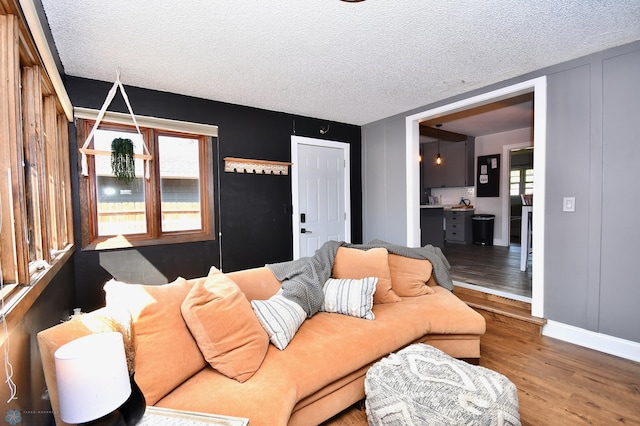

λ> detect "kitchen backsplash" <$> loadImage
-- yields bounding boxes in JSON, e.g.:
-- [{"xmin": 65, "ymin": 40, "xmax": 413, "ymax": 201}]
[{"xmin": 429, "ymin": 186, "xmax": 476, "ymax": 206}]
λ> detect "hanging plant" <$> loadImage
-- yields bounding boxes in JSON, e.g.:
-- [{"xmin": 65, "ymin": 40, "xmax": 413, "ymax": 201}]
[{"xmin": 111, "ymin": 137, "xmax": 136, "ymax": 183}]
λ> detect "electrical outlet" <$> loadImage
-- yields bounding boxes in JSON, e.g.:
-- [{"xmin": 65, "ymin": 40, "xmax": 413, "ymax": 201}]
[{"xmin": 563, "ymin": 197, "xmax": 575, "ymax": 212}]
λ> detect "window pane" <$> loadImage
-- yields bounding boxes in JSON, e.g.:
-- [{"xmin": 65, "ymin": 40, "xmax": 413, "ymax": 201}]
[
  {"xmin": 524, "ymin": 183, "xmax": 534, "ymax": 195},
  {"xmin": 23, "ymin": 160, "xmax": 39, "ymax": 263},
  {"xmin": 525, "ymin": 169, "xmax": 534, "ymax": 181},
  {"xmin": 509, "ymin": 170, "xmax": 520, "ymax": 195},
  {"xmin": 158, "ymin": 135, "xmax": 202, "ymax": 232},
  {"xmin": 524, "ymin": 169, "xmax": 534, "ymax": 194},
  {"xmin": 94, "ymin": 129, "xmax": 146, "ymax": 236}
]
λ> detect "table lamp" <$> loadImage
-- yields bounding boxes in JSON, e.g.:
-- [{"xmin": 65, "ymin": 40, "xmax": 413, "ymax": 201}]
[{"xmin": 55, "ymin": 332, "xmax": 132, "ymax": 425}]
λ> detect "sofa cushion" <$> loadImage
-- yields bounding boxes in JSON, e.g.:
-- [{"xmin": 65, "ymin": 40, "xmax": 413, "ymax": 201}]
[
  {"xmin": 103, "ymin": 277, "xmax": 206, "ymax": 405},
  {"xmin": 252, "ymin": 294, "xmax": 307, "ymax": 350},
  {"xmin": 255, "ymin": 286, "xmax": 485, "ymax": 405},
  {"xmin": 152, "ymin": 286, "xmax": 486, "ymax": 424},
  {"xmin": 388, "ymin": 254, "xmax": 435, "ymax": 297},
  {"xmin": 226, "ymin": 267, "xmax": 282, "ymax": 301},
  {"xmin": 332, "ymin": 247, "xmax": 400, "ymax": 304},
  {"xmin": 321, "ymin": 277, "xmax": 377, "ymax": 320},
  {"xmin": 181, "ymin": 267, "xmax": 269, "ymax": 382}
]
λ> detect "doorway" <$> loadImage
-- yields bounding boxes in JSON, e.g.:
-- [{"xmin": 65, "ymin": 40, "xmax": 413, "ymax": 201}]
[
  {"xmin": 405, "ymin": 77, "xmax": 547, "ymax": 318},
  {"xmin": 291, "ymin": 135, "xmax": 351, "ymax": 259},
  {"xmin": 509, "ymin": 147, "xmax": 534, "ymax": 244},
  {"xmin": 444, "ymin": 143, "xmax": 534, "ymax": 300}
]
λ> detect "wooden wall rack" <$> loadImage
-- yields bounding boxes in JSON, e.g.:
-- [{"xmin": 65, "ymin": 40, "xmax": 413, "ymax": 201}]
[{"xmin": 224, "ymin": 157, "xmax": 291, "ymax": 175}]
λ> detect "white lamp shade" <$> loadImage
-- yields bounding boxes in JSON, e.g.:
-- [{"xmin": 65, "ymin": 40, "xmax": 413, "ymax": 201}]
[{"xmin": 54, "ymin": 332, "xmax": 132, "ymax": 423}]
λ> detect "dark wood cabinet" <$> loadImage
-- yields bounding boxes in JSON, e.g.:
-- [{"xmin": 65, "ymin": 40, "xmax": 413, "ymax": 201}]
[
  {"xmin": 421, "ymin": 138, "xmax": 475, "ymax": 188},
  {"xmin": 445, "ymin": 209, "xmax": 474, "ymax": 244},
  {"xmin": 420, "ymin": 207, "xmax": 444, "ymax": 248}
]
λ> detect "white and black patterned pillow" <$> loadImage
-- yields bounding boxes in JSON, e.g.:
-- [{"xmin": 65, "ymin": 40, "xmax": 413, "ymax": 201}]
[
  {"xmin": 321, "ymin": 277, "xmax": 377, "ymax": 320},
  {"xmin": 365, "ymin": 344, "xmax": 521, "ymax": 425},
  {"xmin": 251, "ymin": 293, "xmax": 306, "ymax": 350}
]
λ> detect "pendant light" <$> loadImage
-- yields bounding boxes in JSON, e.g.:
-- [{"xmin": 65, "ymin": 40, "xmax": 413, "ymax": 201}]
[{"xmin": 435, "ymin": 124, "xmax": 443, "ymax": 166}]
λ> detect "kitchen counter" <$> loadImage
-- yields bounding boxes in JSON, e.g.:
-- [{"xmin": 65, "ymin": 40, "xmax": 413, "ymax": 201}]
[
  {"xmin": 421, "ymin": 204, "xmax": 475, "ymax": 210},
  {"xmin": 445, "ymin": 205, "xmax": 475, "ymax": 211}
]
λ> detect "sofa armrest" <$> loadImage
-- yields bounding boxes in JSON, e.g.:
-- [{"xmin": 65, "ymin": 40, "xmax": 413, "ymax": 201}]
[{"xmin": 37, "ymin": 308, "xmax": 113, "ymax": 426}]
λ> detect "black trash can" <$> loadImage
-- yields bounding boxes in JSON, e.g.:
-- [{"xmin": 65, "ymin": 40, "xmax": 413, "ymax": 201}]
[{"xmin": 472, "ymin": 214, "xmax": 495, "ymax": 246}]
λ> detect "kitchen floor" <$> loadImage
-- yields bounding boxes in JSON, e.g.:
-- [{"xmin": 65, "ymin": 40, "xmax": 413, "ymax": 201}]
[{"xmin": 441, "ymin": 242, "xmax": 532, "ymax": 298}]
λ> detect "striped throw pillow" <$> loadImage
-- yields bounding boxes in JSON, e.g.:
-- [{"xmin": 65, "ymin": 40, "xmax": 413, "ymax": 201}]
[
  {"xmin": 251, "ymin": 294, "xmax": 307, "ymax": 350},
  {"xmin": 321, "ymin": 277, "xmax": 377, "ymax": 320}
]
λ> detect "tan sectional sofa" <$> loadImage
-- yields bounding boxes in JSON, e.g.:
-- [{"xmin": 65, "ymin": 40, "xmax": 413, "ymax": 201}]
[{"xmin": 38, "ymin": 245, "xmax": 486, "ymax": 426}]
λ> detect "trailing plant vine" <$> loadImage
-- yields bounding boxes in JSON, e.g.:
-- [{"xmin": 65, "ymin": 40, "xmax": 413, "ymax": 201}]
[{"xmin": 111, "ymin": 138, "xmax": 136, "ymax": 183}]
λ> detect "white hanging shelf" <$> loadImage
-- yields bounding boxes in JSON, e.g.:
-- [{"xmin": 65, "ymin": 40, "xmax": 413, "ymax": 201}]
[{"xmin": 224, "ymin": 157, "xmax": 291, "ymax": 175}]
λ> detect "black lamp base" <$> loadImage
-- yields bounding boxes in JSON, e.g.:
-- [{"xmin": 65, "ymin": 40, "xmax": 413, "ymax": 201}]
[
  {"xmin": 80, "ymin": 410, "xmax": 126, "ymax": 426},
  {"xmin": 118, "ymin": 374, "xmax": 147, "ymax": 426}
]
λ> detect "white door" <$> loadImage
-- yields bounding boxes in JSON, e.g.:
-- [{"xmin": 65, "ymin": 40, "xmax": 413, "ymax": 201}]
[{"xmin": 291, "ymin": 136, "xmax": 350, "ymax": 259}]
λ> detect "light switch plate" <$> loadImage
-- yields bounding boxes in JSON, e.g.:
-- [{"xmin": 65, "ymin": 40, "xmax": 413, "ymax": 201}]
[{"xmin": 563, "ymin": 197, "xmax": 575, "ymax": 212}]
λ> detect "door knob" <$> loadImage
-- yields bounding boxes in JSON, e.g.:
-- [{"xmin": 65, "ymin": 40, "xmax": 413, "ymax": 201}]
[{"xmin": 301, "ymin": 228, "xmax": 312, "ymax": 234}]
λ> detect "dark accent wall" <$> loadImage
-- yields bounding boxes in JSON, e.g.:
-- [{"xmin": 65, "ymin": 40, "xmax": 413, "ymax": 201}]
[
  {"xmin": 2, "ymin": 257, "xmax": 75, "ymax": 425},
  {"xmin": 65, "ymin": 76, "xmax": 362, "ymax": 311}
]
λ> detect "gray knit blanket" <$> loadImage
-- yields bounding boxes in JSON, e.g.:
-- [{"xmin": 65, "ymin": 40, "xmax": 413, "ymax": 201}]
[{"xmin": 266, "ymin": 240, "xmax": 452, "ymax": 318}]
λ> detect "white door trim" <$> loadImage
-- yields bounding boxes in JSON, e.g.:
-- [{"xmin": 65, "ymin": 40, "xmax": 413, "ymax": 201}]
[
  {"xmin": 405, "ymin": 76, "xmax": 547, "ymax": 318},
  {"xmin": 291, "ymin": 136, "xmax": 351, "ymax": 260}
]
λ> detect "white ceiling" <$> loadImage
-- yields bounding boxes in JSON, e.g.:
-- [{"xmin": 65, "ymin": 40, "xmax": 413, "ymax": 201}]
[{"xmin": 40, "ymin": 0, "xmax": 640, "ymax": 126}]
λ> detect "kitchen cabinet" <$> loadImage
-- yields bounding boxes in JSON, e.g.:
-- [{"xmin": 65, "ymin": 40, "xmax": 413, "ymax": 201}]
[
  {"xmin": 421, "ymin": 138, "xmax": 475, "ymax": 188},
  {"xmin": 445, "ymin": 209, "xmax": 474, "ymax": 244},
  {"xmin": 420, "ymin": 207, "xmax": 444, "ymax": 248}
]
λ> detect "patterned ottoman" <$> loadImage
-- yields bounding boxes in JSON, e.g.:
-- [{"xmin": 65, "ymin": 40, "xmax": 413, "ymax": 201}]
[{"xmin": 365, "ymin": 344, "xmax": 520, "ymax": 425}]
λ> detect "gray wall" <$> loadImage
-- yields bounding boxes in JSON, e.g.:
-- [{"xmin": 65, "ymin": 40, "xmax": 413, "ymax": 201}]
[
  {"xmin": 362, "ymin": 41, "xmax": 640, "ymax": 344},
  {"xmin": 363, "ymin": 117, "xmax": 407, "ymax": 245},
  {"xmin": 599, "ymin": 48, "xmax": 640, "ymax": 341}
]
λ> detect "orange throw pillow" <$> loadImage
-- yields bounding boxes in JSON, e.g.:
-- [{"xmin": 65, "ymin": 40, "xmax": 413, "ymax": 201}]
[
  {"xmin": 332, "ymin": 247, "xmax": 400, "ymax": 304},
  {"xmin": 181, "ymin": 267, "xmax": 269, "ymax": 382},
  {"xmin": 388, "ymin": 254, "xmax": 435, "ymax": 297},
  {"xmin": 103, "ymin": 277, "xmax": 206, "ymax": 405}
]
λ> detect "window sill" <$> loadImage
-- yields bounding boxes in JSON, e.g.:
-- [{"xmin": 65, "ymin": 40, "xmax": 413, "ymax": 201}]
[
  {"xmin": 82, "ymin": 232, "xmax": 216, "ymax": 251},
  {"xmin": 1, "ymin": 245, "xmax": 75, "ymax": 331}
]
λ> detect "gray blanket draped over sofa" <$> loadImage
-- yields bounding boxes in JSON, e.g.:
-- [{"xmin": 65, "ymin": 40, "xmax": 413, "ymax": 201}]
[{"xmin": 266, "ymin": 240, "xmax": 453, "ymax": 318}]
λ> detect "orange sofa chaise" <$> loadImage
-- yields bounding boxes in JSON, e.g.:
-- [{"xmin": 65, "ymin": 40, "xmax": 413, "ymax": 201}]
[{"xmin": 38, "ymin": 246, "xmax": 485, "ymax": 426}]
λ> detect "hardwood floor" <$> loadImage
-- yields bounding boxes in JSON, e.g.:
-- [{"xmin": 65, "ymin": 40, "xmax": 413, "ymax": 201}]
[
  {"xmin": 442, "ymin": 242, "xmax": 532, "ymax": 298},
  {"xmin": 322, "ymin": 309, "xmax": 640, "ymax": 426}
]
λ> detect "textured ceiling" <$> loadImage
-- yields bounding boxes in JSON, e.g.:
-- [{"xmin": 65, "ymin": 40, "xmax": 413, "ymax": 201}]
[{"xmin": 40, "ymin": 0, "xmax": 640, "ymax": 126}]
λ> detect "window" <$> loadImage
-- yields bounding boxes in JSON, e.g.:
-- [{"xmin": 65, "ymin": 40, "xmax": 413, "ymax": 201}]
[
  {"xmin": 93, "ymin": 125, "xmax": 149, "ymax": 237},
  {"xmin": 76, "ymin": 116, "xmax": 216, "ymax": 249},
  {"xmin": 1, "ymin": 9, "xmax": 74, "ymax": 314},
  {"xmin": 509, "ymin": 168, "xmax": 534, "ymax": 196},
  {"xmin": 158, "ymin": 135, "xmax": 203, "ymax": 232}
]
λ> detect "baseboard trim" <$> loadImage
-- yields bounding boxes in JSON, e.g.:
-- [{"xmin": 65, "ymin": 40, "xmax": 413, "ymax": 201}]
[{"xmin": 543, "ymin": 320, "xmax": 640, "ymax": 363}]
